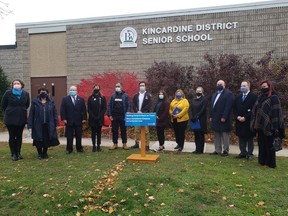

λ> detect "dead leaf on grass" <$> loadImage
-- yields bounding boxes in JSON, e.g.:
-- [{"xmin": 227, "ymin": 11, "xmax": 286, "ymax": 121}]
[{"xmin": 178, "ymin": 189, "xmax": 184, "ymax": 193}]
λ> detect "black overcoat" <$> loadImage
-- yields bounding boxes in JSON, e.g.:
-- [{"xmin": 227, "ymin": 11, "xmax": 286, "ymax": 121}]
[{"xmin": 233, "ymin": 91, "xmax": 257, "ymax": 138}]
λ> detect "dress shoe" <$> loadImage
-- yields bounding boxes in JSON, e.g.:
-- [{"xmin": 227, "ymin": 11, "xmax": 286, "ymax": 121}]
[
  {"xmin": 177, "ymin": 148, "xmax": 183, "ymax": 152},
  {"xmin": 42, "ymin": 153, "xmax": 49, "ymax": 159},
  {"xmin": 109, "ymin": 144, "xmax": 118, "ymax": 150},
  {"xmin": 174, "ymin": 145, "xmax": 180, "ymax": 149},
  {"xmin": 221, "ymin": 151, "xmax": 229, "ymax": 156},
  {"xmin": 17, "ymin": 154, "xmax": 23, "ymax": 160},
  {"xmin": 38, "ymin": 154, "xmax": 43, "ymax": 160},
  {"xmin": 210, "ymin": 151, "xmax": 220, "ymax": 155},
  {"xmin": 192, "ymin": 151, "xmax": 203, "ymax": 154},
  {"xmin": 97, "ymin": 146, "xmax": 101, "ymax": 152},
  {"xmin": 66, "ymin": 150, "xmax": 73, "ymax": 154},
  {"xmin": 131, "ymin": 142, "xmax": 139, "ymax": 149},
  {"xmin": 123, "ymin": 143, "xmax": 129, "ymax": 150},
  {"xmin": 11, "ymin": 154, "xmax": 18, "ymax": 161},
  {"xmin": 235, "ymin": 154, "xmax": 246, "ymax": 159},
  {"xmin": 92, "ymin": 146, "xmax": 97, "ymax": 152},
  {"xmin": 77, "ymin": 149, "xmax": 84, "ymax": 153}
]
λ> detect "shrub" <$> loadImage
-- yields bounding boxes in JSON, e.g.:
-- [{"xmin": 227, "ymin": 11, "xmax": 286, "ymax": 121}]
[
  {"xmin": 77, "ymin": 72, "xmax": 140, "ymax": 102},
  {"xmin": 0, "ymin": 65, "xmax": 10, "ymax": 120},
  {"xmin": 145, "ymin": 61, "xmax": 194, "ymax": 101}
]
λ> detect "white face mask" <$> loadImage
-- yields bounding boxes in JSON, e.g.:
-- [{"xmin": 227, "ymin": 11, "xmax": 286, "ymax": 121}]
[
  {"xmin": 159, "ymin": 95, "xmax": 164, "ymax": 99},
  {"xmin": 13, "ymin": 84, "xmax": 22, "ymax": 90}
]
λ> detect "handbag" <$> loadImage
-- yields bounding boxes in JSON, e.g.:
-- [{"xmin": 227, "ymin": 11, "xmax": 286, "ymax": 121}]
[
  {"xmin": 272, "ymin": 137, "xmax": 282, "ymax": 152},
  {"xmin": 190, "ymin": 119, "xmax": 201, "ymax": 130}
]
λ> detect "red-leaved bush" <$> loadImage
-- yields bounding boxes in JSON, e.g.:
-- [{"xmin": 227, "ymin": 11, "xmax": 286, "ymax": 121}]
[{"xmin": 77, "ymin": 72, "xmax": 140, "ymax": 102}]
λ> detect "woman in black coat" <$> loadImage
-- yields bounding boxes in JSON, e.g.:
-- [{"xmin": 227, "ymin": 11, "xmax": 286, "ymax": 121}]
[
  {"xmin": 153, "ymin": 90, "xmax": 170, "ymax": 151},
  {"xmin": 28, "ymin": 86, "xmax": 60, "ymax": 159},
  {"xmin": 87, "ymin": 84, "xmax": 107, "ymax": 152},
  {"xmin": 189, "ymin": 86, "xmax": 208, "ymax": 154},
  {"xmin": 1, "ymin": 79, "xmax": 30, "ymax": 161}
]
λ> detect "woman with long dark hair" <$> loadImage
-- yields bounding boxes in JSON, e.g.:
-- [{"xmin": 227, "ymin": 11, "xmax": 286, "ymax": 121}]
[
  {"xmin": 87, "ymin": 84, "xmax": 107, "ymax": 152},
  {"xmin": 250, "ymin": 80, "xmax": 285, "ymax": 168}
]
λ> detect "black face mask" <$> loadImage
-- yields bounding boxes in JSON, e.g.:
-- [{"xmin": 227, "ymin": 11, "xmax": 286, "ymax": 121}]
[
  {"xmin": 39, "ymin": 92, "xmax": 48, "ymax": 99},
  {"xmin": 196, "ymin": 93, "xmax": 202, "ymax": 97},
  {"xmin": 93, "ymin": 89, "xmax": 100, "ymax": 94},
  {"xmin": 261, "ymin": 88, "xmax": 269, "ymax": 94},
  {"xmin": 216, "ymin": 85, "xmax": 224, "ymax": 91}
]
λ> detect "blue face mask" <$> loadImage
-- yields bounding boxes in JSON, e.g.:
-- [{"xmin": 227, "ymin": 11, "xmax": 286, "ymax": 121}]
[
  {"xmin": 240, "ymin": 86, "xmax": 247, "ymax": 93},
  {"xmin": 140, "ymin": 86, "xmax": 145, "ymax": 92},
  {"xmin": 115, "ymin": 87, "xmax": 121, "ymax": 92},
  {"xmin": 176, "ymin": 93, "xmax": 182, "ymax": 99},
  {"xmin": 69, "ymin": 91, "xmax": 77, "ymax": 96}
]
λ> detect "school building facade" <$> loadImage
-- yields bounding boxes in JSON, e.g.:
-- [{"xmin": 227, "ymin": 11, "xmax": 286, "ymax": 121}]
[{"xmin": 0, "ymin": 0, "xmax": 287, "ymax": 111}]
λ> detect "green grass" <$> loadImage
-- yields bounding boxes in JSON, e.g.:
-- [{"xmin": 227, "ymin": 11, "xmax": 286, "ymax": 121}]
[{"xmin": 0, "ymin": 142, "xmax": 287, "ymax": 216}]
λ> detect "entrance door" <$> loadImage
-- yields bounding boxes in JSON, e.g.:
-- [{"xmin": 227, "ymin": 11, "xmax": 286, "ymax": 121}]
[{"xmin": 31, "ymin": 77, "xmax": 67, "ymax": 113}]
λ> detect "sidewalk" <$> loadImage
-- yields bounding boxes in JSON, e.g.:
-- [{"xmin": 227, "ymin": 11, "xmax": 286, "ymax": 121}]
[{"xmin": 0, "ymin": 130, "xmax": 287, "ymax": 157}]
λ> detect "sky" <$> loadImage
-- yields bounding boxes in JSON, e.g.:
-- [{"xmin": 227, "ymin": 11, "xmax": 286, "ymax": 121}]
[{"xmin": 0, "ymin": 0, "xmax": 270, "ymax": 45}]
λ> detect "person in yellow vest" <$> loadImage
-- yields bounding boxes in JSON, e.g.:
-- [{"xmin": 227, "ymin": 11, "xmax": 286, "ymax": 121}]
[{"xmin": 169, "ymin": 89, "xmax": 190, "ymax": 152}]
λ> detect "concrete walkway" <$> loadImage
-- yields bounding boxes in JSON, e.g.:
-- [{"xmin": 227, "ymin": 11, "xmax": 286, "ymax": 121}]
[{"xmin": 0, "ymin": 129, "xmax": 287, "ymax": 157}]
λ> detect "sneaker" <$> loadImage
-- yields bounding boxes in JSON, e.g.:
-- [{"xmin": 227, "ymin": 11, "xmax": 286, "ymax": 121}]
[
  {"xmin": 174, "ymin": 145, "xmax": 180, "ymax": 149},
  {"xmin": 210, "ymin": 151, "xmax": 220, "ymax": 155},
  {"xmin": 246, "ymin": 155, "xmax": 253, "ymax": 160},
  {"xmin": 221, "ymin": 151, "xmax": 229, "ymax": 156},
  {"xmin": 131, "ymin": 142, "xmax": 139, "ymax": 149},
  {"xmin": 109, "ymin": 144, "xmax": 118, "ymax": 150},
  {"xmin": 123, "ymin": 143, "xmax": 129, "ymax": 150}
]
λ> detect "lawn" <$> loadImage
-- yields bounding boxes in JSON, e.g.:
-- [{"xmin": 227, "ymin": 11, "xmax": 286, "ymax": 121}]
[{"xmin": 0, "ymin": 142, "xmax": 287, "ymax": 216}]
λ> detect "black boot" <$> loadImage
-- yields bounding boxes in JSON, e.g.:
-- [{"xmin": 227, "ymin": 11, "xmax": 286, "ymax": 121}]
[
  {"xmin": 131, "ymin": 141, "xmax": 139, "ymax": 149},
  {"xmin": 42, "ymin": 147, "xmax": 48, "ymax": 159},
  {"xmin": 17, "ymin": 142, "xmax": 23, "ymax": 159},
  {"xmin": 97, "ymin": 145, "xmax": 101, "ymax": 152},
  {"xmin": 92, "ymin": 144, "xmax": 97, "ymax": 152},
  {"xmin": 37, "ymin": 147, "xmax": 43, "ymax": 159}
]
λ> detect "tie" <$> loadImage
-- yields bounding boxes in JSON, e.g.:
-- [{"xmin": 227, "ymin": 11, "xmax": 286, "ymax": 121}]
[
  {"xmin": 72, "ymin": 96, "xmax": 76, "ymax": 105},
  {"xmin": 242, "ymin": 94, "xmax": 246, "ymax": 102}
]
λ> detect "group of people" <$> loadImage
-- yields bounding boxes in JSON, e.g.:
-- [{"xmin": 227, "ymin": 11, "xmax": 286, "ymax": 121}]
[{"xmin": 1, "ymin": 79, "xmax": 285, "ymax": 168}]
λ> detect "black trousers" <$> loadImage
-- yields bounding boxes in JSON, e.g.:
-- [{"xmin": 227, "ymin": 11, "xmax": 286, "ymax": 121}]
[
  {"xmin": 156, "ymin": 126, "xmax": 165, "ymax": 146},
  {"xmin": 194, "ymin": 131, "xmax": 205, "ymax": 153},
  {"xmin": 112, "ymin": 117, "xmax": 127, "ymax": 144},
  {"xmin": 91, "ymin": 125, "xmax": 102, "ymax": 146},
  {"xmin": 257, "ymin": 131, "xmax": 276, "ymax": 168},
  {"xmin": 172, "ymin": 120, "xmax": 188, "ymax": 149},
  {"xmin": 238, "ymin": 136, "xmax": 254, "ymax": 156},
  {"xmin": 66, "ymin": 124, "xmax": 83, "ymax": 152},
  {"xmin": 6, "ymin": 124, "xmax": 25, "ymax": 156}
]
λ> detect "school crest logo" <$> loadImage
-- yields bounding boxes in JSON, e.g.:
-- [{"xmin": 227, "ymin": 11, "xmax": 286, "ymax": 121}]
[{"xmin": 120, "ymin": 27, "xmax": 137, "ymax": 48}]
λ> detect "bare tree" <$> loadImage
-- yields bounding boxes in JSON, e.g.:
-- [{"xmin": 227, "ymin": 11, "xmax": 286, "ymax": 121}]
[{"xmin": 0, "ymin": 1, "xmax": 12, "ymax": 18}]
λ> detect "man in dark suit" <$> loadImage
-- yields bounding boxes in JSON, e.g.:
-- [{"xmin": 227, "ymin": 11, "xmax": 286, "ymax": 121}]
[
  {"xmin": 233, "ymin": 81, "xmax": 257, "ymax": 160},
  {"xmin": 209, "ymin": 80, "xmax": 234, "ymax": 156},
  {"xmin": 60, "ymin": 85, "xmax": 87, "ymax": 154},
  {"xmin": 131, "ymin": 81, "xmax": 152, "ymax": 150}
]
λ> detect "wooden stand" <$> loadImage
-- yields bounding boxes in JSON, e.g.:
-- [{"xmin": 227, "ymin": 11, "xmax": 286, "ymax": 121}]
[{"xmin": 126, "ymin": 126, "xmax": 159, "ymax": 163}]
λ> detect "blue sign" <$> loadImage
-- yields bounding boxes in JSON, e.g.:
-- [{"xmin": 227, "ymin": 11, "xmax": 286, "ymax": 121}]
[{"xmin": 125, "ymin": 113, "xmax": 156, "ymax": 126}]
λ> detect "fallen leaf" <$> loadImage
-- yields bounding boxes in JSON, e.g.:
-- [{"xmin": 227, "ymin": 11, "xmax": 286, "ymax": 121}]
[
  {"xmin": 235, "ymin": 184, "xmax": 242, "ymax": 187},
  {"xmin": 134, "ymin": 209, "xmax": 141, "ymax": 214},
  {"xmin": 178, "ymin": 189, "xmax": 184, "ymax": 193},
  {"xmin": 108, "ymin": 207, "xmax": 115, "ymax": 214},
  {"xmin": 232, "ymin": 172, "xmax": 236, "ymax": 175},
  {"xmin": 76, "ymin": 212, "xmax": 81, "ymax": 216},
  {"xmin": 45, "ymin": 210, "xmax": 49, "ymax": 214},
  {"xmin": 229, "ymin": 204, "xmax": 234, "ymax": 208},
  {"xmin": 43, "ymin": 194, "xmax": 50, "ymax": 198},
  {"xmin": 160, "ymin": 203, "xmax": 165, "ymax": 206},
  {"xmin": 222, "ymin": 196, "xmax": 227, "ymax": 201},
  {"xmin": 120, "ymin": 199, "xmax": 126, "ymax": 203},
  {"xmin": 134, "ymin": 192, "xmax": 139, "ymax": 196},
  {"xmin": 144, "ymin": 203, "xmax": 149, "ymax": 207}
]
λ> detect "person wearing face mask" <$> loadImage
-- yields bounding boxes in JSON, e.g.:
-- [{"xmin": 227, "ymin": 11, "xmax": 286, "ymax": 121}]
[
  {"xmin": 209, "ymin": 80, "xmax": 234, "ymax": 156},
  {"xmin": 250, "ymin": 80, "xmax": 285, "ymax": 168},
  {"xmin": 131, "ymin": 81, "xmax": 152, "ymax": 150},
  {"xmin": 28, "ymin": 87, "xmax": 60, "ymax": 159},
  {"xmin": 107, "ymin": 82, "xmax": 130, "ymax": 150},
  {"xmin": 189, "ymin": 86, "xmax": 208, "ymax": 154},
  {"xmin": 87, "ymin": 84, "xmax": 107, "ymax": 152},
  {"xmin": 233, "ymin": 81, "xmax": 257, "ymax": 160},
  {"xmin": 153, "ymin": 90, "xmax": 170, "ymax": 152},
  {"xmin": 169, "ymin": 89, "xmax": 190, "ymax": 152},
  {"xmin": 60, "ymin": 85, "xmax": 87, "ymax": 154},
  {"xmin": 1, "ymin": 79, "xmax": 30, "ymax": 161}
]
